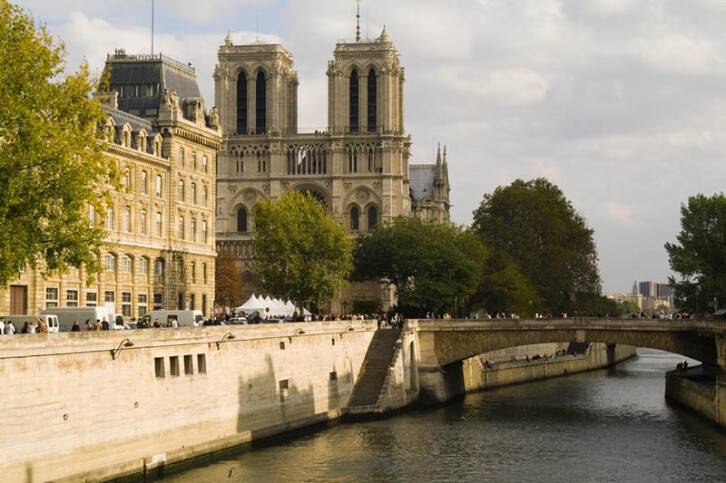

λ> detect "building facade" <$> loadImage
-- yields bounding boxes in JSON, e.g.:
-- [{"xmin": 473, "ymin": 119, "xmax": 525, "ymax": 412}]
[
  {"xmin": 214, "ymin": 27, "xmax": 450, "ymax": 307},
  {"xmin": 0, "ymin": 52, "xmax": 221, "ymax": 318}
]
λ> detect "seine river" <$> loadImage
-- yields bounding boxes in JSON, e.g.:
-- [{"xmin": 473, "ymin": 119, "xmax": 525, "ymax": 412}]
[{"xmin": 166, "ymin": 349, "xmax": 726, "ymax": 482}]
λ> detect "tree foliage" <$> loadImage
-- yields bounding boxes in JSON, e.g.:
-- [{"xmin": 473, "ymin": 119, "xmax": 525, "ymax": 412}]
[
  {"xmin": 254, "ymin": 191, "xmax": 352, "ymax": 310},
  {"xmin": 665, "ymin": 193, "xmax": 726, "ymax": 315},
  {"xmin": 215, "ymin": 248, "xmax": 244, "ymax": 308},
  {"xmin": 352, "ymin": 217, "xmax": 487, "ymax": 315},
  {"xmin": 0, "ymin": 1, "xmax": 114, "ymax": 287},
  {"xmin": 472, "ymin": 178, "xmax": 601, "ymax": 314}
]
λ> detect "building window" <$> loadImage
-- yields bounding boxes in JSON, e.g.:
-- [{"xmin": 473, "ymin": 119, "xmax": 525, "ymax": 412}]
[
  {"xmin": 138, "ymin": 293, "xmax": 147, "ymax": 316},
  {"xmin": 256, "ymin": 71, "xmax": 266, "ymax": 134},
  {"xmin": 153, "ymin": 293, "xmax": 163, "ymax": 310},
  {"xmin": 105, "ymin": 290, "xmax": 115, "ymax": 303},
  {"xmin": 203, "ymin": 155, "xmax": 208, "ymax": 173},
  {"xmin": 197, "ymin": 353, "xmax": 207, "ymax": 374},
  {"xmin": 139, "ymin": 257, "xmax": 148, "ymax": 274},
  {"xmin": 123, "ymin": 167, "xmax": 131, "ymax": 189},
  {"xmin": 178, "ymin": 216, "xmax": 185, "ymax": 240},
  {"xmin": 155, "ymin": 175, "xmax": 162, "ymax": 197},
  {"xmin": 368, "ymin": 69, "xmax": 377, "ymax": 132},
  {"xmin": 202, "ymin": 263, "xmax": 207, "ymax": 284},
  {"xmin": 179, "ymin": 146, "xmax": 185, "ymax": 167},
  {"xmin": 155, "ymin": 258, "xmax": 165, "ymax": 276},
  {"xmin": 202, "ymin": 186, "xmax": 208, "ymax": 206},
  {"xmin": 349, "ymin": 69, "xmax": 359, "ymax": 132},
  {"xmin": 190, "ymin": 218, "xmax": 196, "ymax": 242},
  {"xmin": 237, "ymin": 71, "xmax": 247, "ymax": 134},
  {"xmin": 202, "ymin": 294, "xmax": 207, "ymax": 316},
  {"xmin": 104, "ymin": 254, "xmax": 116, "ymax": 272},
  {"xmin": 190, "ymin": 261, "xmax": 196, "ymax": 283},
  {"xmin": 237, "ymin": 207, "xmax": 248, "ymax": 232},
  {"xmin": 191, "ymin": 151, "xmax": 197, "ymax": 170},
  {"xmin": 122, "ymin": 292, "xmax": 132, "ymax": 317},
  {"xmin": 123, "ymin": 206, "xmax": 131, "ymax": 232},
  {"xmin": 140, "ymin": 170, "xmax": 148, "ymax": 194},
  {"xmin": 178, "ymin": 180, "xmax": 185, "ymax": 202},
  {"xmin": 88, "ymin": 205, "xmax": 96, "ymax": 226},
  {"xmin": 45, "ymin": 287, "xmax": 59, "ymax": 308},
  {"xmin": 140, "ymin": 209, "xmax": 147, "ymax": 235},
  {"xmin": 66, "ymin": 289, "xmax": 79, "ymax": 307},
  {"xmin": 368, "ymin": 206, "xmax": 378, "ymax": 230},
  {"xmin": 189, "ymin": 293, "xmax": 195, "ymax": 310},
  {"xmin": 350, "ymin": 206, "xmax": 360, "ymax": 231},
  {"xmin": 122, "ymin": 255, "xmax": 132, "ymax": 273},
  {"xmin": 106, "ymin": 206, "xmax": 114, "ymax": 230},
  {"xmin": 202, "ymin": 220, "xmax": 208, "ymax": 243},
  {"xmin": 184, "ymin": 354, "xmax": 194, "ymax": 375},
  {"xmin": 156, "ymin": 212, "xmax": 163, "ymax": 237},
  {"xmin": 348, "ymin": 149, "xmax": 358, "ymax": 173},
  {"xmin": 86, "ymin": 291, "xmax": 97, "ymax": 307},
  {"xmin": 191, "ymin": 183, "xmax": 197, "ymax": 205}
]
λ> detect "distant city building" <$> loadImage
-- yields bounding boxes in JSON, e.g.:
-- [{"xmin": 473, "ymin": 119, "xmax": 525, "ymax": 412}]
[{"xmin": 0, "ymin": 51, "xmax": 221, "ymax": 317}]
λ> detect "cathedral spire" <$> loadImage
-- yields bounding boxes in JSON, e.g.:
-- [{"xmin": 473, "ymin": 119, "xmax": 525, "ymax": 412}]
[
  {"xmin": 356, "ymin": 1, "xmax": 361, "ymax": 42},
  {"xmin": 443, "ymin": 145, "xmax": 447, "ymax": 166},
  {"xmin": 436, "ymin": 142, "xmax": 442, "ymax": 165}
]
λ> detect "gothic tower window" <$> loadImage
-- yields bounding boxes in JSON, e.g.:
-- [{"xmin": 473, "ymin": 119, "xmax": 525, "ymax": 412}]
[
  {"xmin": 367, "ymin": 69, "xmax": 377, "ymax": 132},
  {"xmin": 349, "ymin": 69, "xmax": 359, "ymax": 133},
  {"xmin": 256, "ymin": 71, "xmax": 267, "ymax": 134},
  {"xmin": 368, "ymin": 205, "xmax": 378, "ymax": 230},
  {"xmin": 237, "ymin": 207, "xmax": 248, "ymax": 233},
  {"xmin": 350, "ymin": 206, "xmax": 360, "ymax": 231},
  {"xmin": 237, "ymin": 72, "xmax": 247, "ymax": 134}
]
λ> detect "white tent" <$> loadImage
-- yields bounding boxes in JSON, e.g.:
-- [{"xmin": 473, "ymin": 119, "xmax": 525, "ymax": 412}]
[
  {"xmin": 235, "ymin": 294, "xmax": 311, "ymax": 317},
  {"xmin": 235, "ymin": 294, "xmax": 264, "ymax": 313}
]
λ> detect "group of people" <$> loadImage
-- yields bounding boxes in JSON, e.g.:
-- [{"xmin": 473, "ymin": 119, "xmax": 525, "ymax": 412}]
[{"xmin": 0, "ymin": 319, "xmax": 47, "ymax": 334}]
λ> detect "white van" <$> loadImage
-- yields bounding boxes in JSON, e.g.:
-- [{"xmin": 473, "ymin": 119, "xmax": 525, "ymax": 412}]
[
  {"xmin": 140, "ymin": 310, "xmax": 204, "ymax": 327},
  {"xmin": 40, "ymin": 307, "xmax": 115, "ymax": 332},
  {"xmin": 0, "ymin": 314, "xmax": 60, "ymax": 333},
  {"xmin": 108, "ymin": 313, "xmax": 125, "ymax": 330}
]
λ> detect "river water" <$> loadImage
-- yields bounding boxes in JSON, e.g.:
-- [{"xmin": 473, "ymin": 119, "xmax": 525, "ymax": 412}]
[{"xmin": 166, "ymin": 349, "xmax": 726, "ymax": 482}]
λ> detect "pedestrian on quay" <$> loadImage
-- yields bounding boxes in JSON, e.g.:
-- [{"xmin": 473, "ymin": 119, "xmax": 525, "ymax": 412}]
[
  {"xmin": 4, "ymin": 321, "xmax": 15, "ymax": 334},
  {"xmin": 85, "ymin": 320, "xmax": 92, "ymax": 331},
  {"xmin": 683, "ymin": 360, "xmax": 689, "ymax": 372},
  {"xmin": 71, "ymin": 321, "xmax": 80, "ymax": 332}
]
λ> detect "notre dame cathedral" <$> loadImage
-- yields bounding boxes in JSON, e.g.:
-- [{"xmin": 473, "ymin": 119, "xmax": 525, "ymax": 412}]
[{"xmin": 214, "ymin": 25, "xmax": 450, "ymax": 311}]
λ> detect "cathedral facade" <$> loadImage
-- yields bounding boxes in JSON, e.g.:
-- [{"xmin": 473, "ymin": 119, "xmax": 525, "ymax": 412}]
[{"xmin": 214, "ymin": 27, "xmax": 450, "ymax": 309}]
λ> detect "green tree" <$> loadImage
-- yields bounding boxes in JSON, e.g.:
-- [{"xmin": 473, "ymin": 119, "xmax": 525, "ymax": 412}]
[
  {"xmin": 254, "ymin": 190, "xmax": 352, "ymax": 311},
  {"xmin": 472, "ymin": 178, "xmax": 601, "ymax": 315},
  {"xmin": 0, "ymin": 1, "xmax": 114, "ymax": 287},
  {"xmin": 215, "ymin": 248, "xmax": 244, "ymax": 308},
  {"xmin": 471, "ymin": 250, "xmax": 540, "ymax": 316},
  {"xmin": 352, "ymin": 217, "xmax": 487, "ymax": 315},
  {"xmin": 665, "ymin": 193, "xmax": 726, "ymax": 315}
]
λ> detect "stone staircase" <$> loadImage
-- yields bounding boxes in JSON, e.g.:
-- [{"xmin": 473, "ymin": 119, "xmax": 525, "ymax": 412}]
[{"xmin": 346, "ymin": 328, "xmax": 402, "ymax": 409}]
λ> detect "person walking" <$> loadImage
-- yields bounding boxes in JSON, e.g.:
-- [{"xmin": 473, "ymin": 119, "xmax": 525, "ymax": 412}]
[
  {"xmin": 4, "ymin": 321, "xmax": 15, "ymax": 335},
  {"xmin": 71, "ymin": 321, "xmax": 80, "ymax": 332}
]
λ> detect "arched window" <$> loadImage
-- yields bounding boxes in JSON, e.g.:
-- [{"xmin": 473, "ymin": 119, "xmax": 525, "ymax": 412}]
[
  {"xmin": 255, "ymin": 71, "xmax": 266, "ymax": 134},
  {"xmin": 237, "ymin": 72, "xmax": 247, "ymax": 134},
  {"xmin": 349, "ymin": 69, "xmax": 359, "ymax": 132},
  {"xmin": 178, "ymin": 180, "xmax": 184, "ymax": 202},
  {"xmin": 368, "ymin": 206, "xmax": 378, "ymax": 230},
  {"xmin": 140, "ymin": 170, "xmax": 147, "ymax": 194},
  {"xmin": 350, "ymin": 206, "xmax": 360, "ymax": 231},
  {"xmin": 178, "ymin": 216, "xmax": 185, "ymax": 240},
  {"xmin": 190, "ymin": 218, "xmax": 196, "ymax": 242},
  {"xmin": 237, "ymin": 207, "xmax": 248, "ymax": 232},
  {"xmin": 367, "ymin": 69, "xmax": 377, "ymax": 132},
  {"xmin": 191, "ymin": 183, "xmax": 197, "ymax": 204}
]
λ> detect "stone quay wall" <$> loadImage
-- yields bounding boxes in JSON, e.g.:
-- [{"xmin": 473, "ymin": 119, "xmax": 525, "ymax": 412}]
[
  {"xmin": 0, "ymin": 322, "xmax": 376, "ymax": 482},
  {"xmin": 665, "ymin": 372, "xmax": 726, "ymax": 430}
]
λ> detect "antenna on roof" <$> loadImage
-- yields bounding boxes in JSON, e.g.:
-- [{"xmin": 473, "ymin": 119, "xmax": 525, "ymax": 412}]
[
  {"xmin": 151, "ymin": 0, "xmax": 155, "ymax": 55},
  {"xmin": 356, "ymin": 0, "xmax": 361, "ymax": 42}
]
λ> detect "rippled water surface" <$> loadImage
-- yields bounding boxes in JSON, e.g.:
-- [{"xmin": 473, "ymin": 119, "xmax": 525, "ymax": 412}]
[{"xmin": 166, "ymin": 349, "xmax": 726, "ymax": 482}]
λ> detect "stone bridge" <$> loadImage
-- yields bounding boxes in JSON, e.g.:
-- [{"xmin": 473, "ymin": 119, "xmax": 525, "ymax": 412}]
[{"xmin": 409, "ymin": 318, "xmax": 726, "ymax": 371}]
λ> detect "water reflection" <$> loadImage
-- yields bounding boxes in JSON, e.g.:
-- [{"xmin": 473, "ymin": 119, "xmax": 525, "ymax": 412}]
[{"xmin": 166, "ymin": 349, "xmax": 726, "ymax": 482}]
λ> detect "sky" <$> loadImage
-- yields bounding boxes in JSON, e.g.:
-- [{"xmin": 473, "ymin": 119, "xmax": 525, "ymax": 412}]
[{"xmin": 14, "ymin": 0, "xmax": 726, "ymax": 293}]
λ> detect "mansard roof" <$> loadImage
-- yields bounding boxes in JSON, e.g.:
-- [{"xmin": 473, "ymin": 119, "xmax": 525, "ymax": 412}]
[{"xmin": 103, "ymin": 50, "xmax": 201, "ymax": 118}]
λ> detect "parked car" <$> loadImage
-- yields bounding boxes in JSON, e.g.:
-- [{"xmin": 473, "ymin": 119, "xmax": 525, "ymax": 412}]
[{"xmin": 227, "ymin": 317, "xmax": 248, "ymax": 325}]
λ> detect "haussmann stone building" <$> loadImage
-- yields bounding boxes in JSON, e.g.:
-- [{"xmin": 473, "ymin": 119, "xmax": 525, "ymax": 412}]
[
  {"xmin": 0, "ymin": 51, "xmax": 221, "ymax": 319},
  {"xmin": 214, "ymin": 26, "xmax": 450, "ymax": 312}
]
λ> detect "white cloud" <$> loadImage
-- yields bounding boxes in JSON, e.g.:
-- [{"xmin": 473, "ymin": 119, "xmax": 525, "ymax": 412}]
[
  {"xmin": 602, "ymin": 202, "xmax": 640, "ymax": 225},
  {"xmin": 632, "ymin": 34, "xmax": 718, "ymax": 75},
  {"xmin": 437, "ymin": 68, "xmax": 550, "ymax": 107}
]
